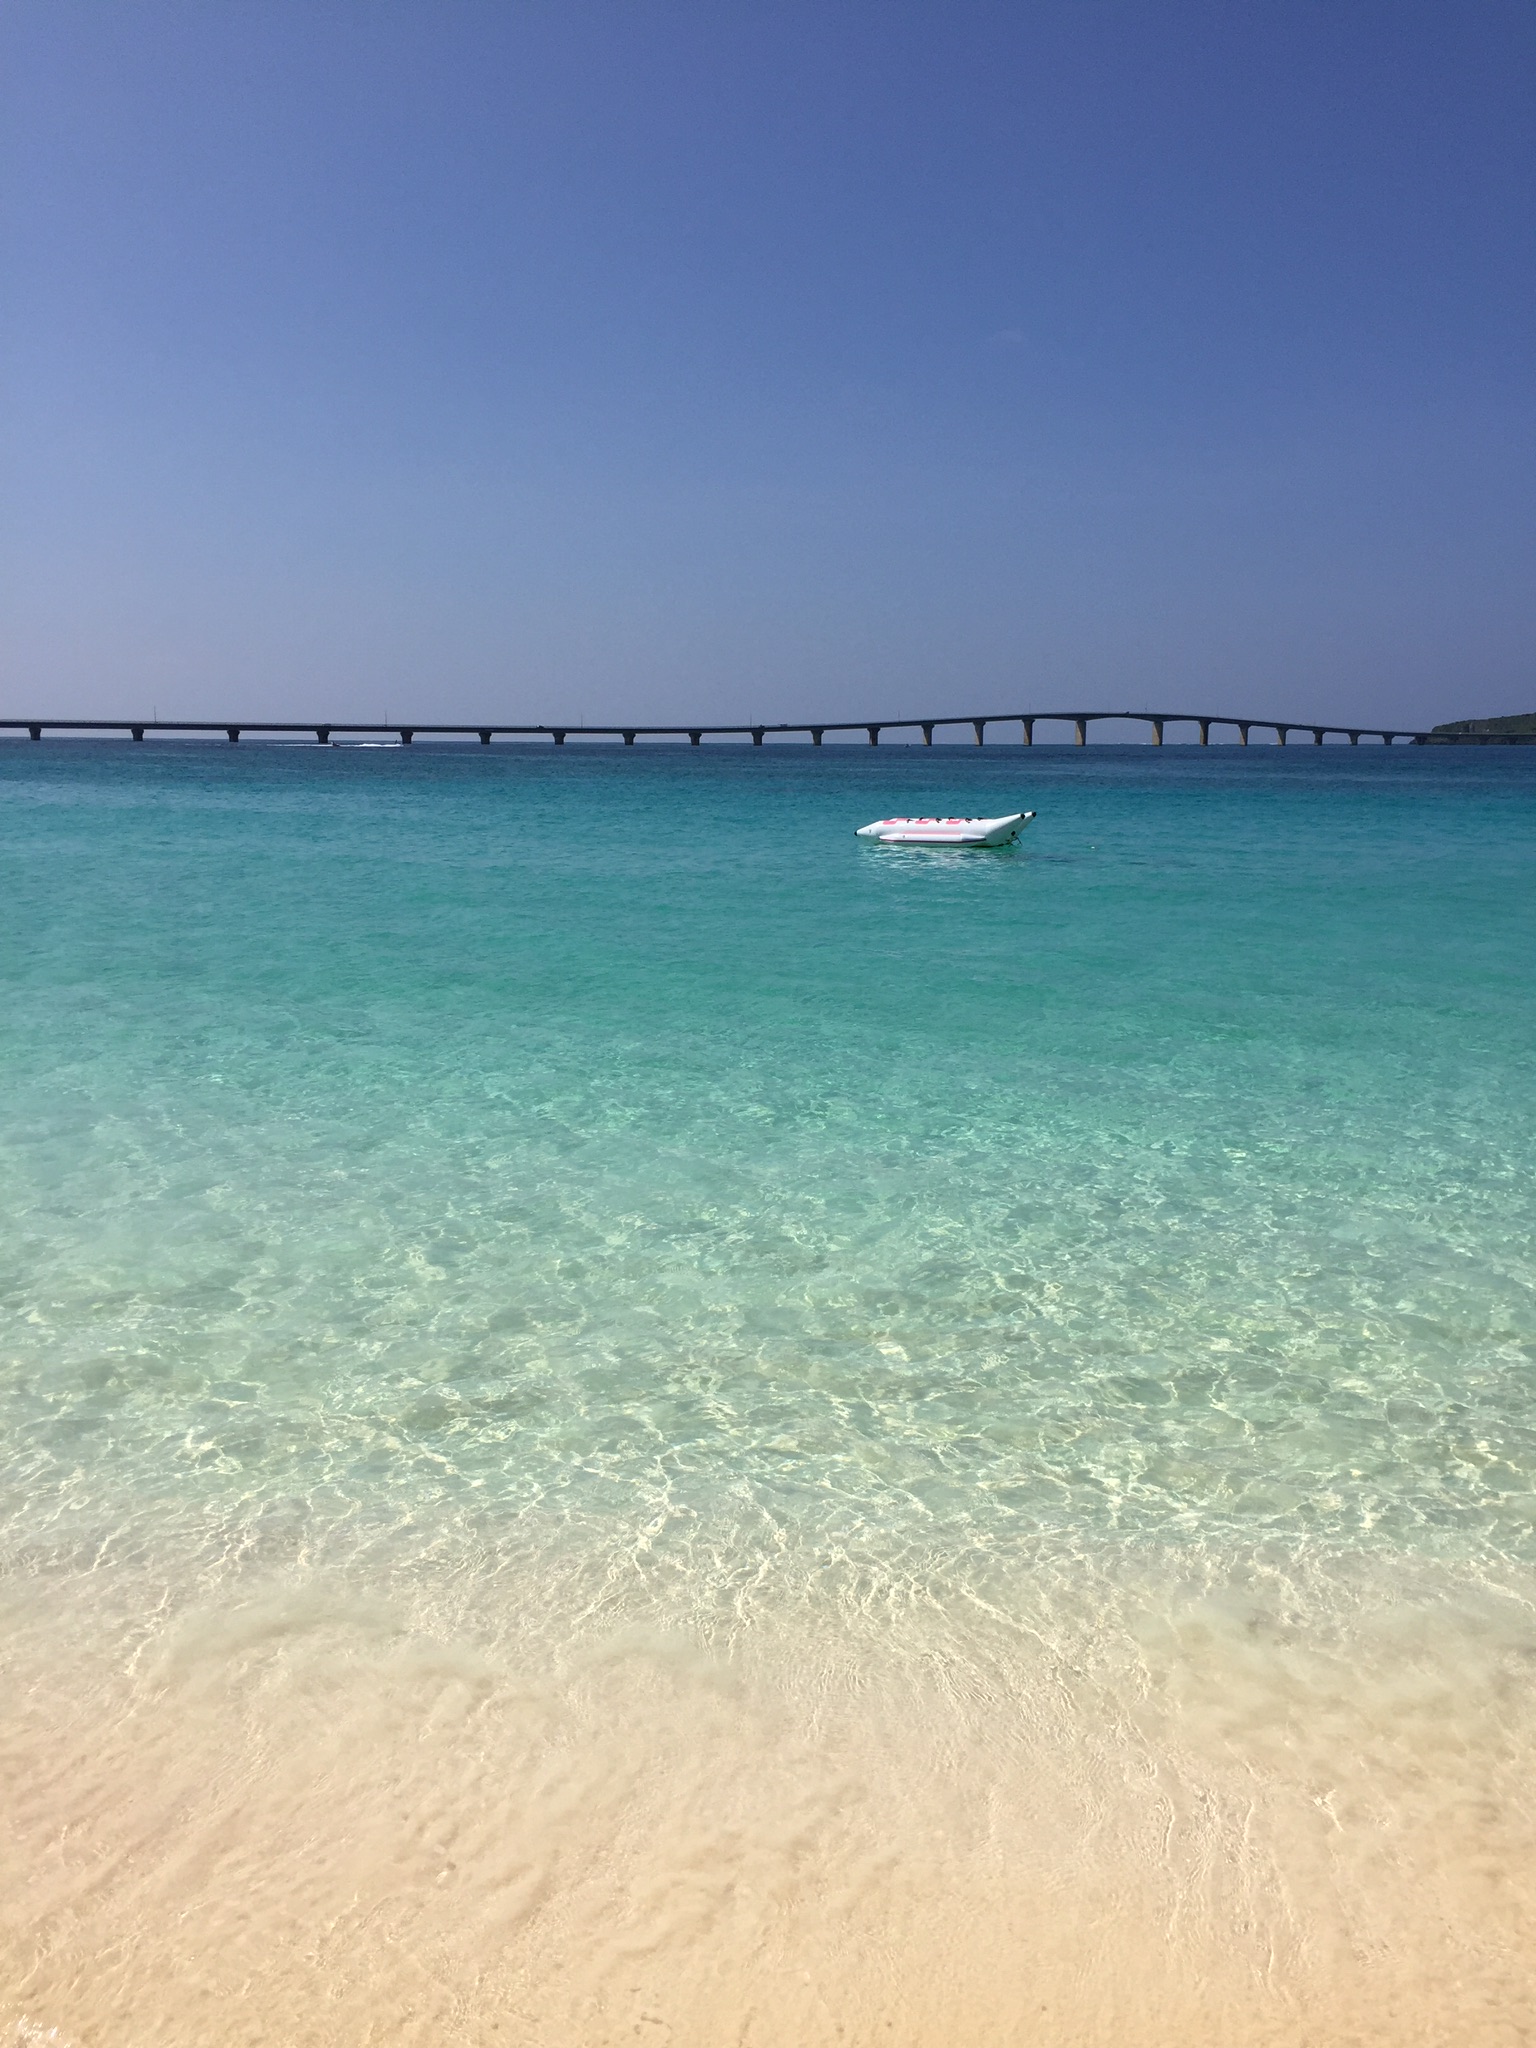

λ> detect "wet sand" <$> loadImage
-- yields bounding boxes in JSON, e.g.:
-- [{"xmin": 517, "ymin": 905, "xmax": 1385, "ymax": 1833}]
[{"xmin": 4, "ymin": 1554, "xmax": 1533, "ymax": 2047}]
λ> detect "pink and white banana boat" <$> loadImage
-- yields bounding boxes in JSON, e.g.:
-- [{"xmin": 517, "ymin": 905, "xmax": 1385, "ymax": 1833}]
[{"xmin": 855, "ymin": 810, "xmax": 1035, "ymax": 846}]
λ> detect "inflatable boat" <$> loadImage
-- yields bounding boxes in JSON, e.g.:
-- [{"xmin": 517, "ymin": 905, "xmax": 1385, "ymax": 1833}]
[{"xmin": 855, "ymin": 811, "xmax": 1035, "ymax": 846}]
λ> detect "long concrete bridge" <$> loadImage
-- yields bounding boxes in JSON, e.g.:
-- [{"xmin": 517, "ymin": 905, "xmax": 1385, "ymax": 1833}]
[{"xmin": 2, "ymin": 710, "xmax": 1436, "ymax": 746}]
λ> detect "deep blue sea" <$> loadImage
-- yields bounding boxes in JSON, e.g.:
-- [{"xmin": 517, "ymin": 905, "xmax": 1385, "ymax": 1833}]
[{"xmin": 3, "ymin": 738, "xmax": 1534, "ymax": 2045}]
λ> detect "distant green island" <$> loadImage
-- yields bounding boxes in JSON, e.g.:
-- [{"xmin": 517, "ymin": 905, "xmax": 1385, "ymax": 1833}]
[{"xmin": 1426, "ymin": 712, "xmax": 1536, "ymax": 744}]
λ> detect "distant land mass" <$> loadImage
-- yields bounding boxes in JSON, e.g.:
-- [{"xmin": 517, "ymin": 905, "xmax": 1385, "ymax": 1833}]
[{"xmin": 1427, "ymin": 712, "xmax": 1536, "ymax": 744}]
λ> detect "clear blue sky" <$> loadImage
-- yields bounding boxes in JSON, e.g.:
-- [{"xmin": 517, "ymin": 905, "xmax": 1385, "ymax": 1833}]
[{"xmin": 3, "ymin": 1, "xmax": 1532, "ymax": 729}]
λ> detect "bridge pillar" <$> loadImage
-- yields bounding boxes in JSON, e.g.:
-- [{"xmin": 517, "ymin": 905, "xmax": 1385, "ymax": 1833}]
[
  {"xmin": 1198, "ymin": 719, "xmax": 1210, "ymax": 745},
  {"xmin": 1381, "ymin": 733, "xmax": 1394, "ymax": 746},
  {"xmin": 1237, "ymin": 723, "xmax": 1249, "ymax": 746},
  {"xmin": 28, "ymin": 724, "xmax": 41, "ymax": 741},
  {"xmin": 689, "ymin": 730, "xmax": 702, "ymax": 746},
  {"xmin": 316, "ymin": 727, "xmax": 331, "ymax": 745},
  {"xmin": 921, "ymin": 723, "xmax": 934, "ymax": 745},
  {"xmin": 131, "ymin": 726, "xmax": 144, "ymax": 741},
  {"xmin": 751, "ymin": 727, "xmax": 765, "ymax": 746},
  {"xmin": 1022, "ymin": 718, "xmax": 1033, "ymax": 745},
  {"xmin": 867, "ymin": 725, "xmax": 880, "ymax": 745},
  {"xmin": 399, "ymin": 729, "xmax": 413, "ymax": 744},
  {"xmin": 227, "ymin": 727, "xmax": 240, "ymax": 743},
  {"xmin": 479, "ymin": 729, "xmax": 492, "ymax": 744},
  {"xmin": 552, "ymin": 730, "xmax": 566, "ymax": 745},
  {"xmin": 1275, "ymin": 726, "xmax": 1287, "ymax": 745},
  {"xmin": 1347, "ymin": 731, "xmax": 1359, "ymax": 745},
  {"xmin": 973, "ymin": 720, "xmax": 985, "ymax": 745},
  {"xmin": 623, "ymin": 730, "xmax": 636, "ymax": 746},
  {"xmin": 1074, "ymin": 718, "xmax": 1086, "ymax": 745},
  {"xmin": 810, "ymin": 728, "xmax": 823, "ymax": 746},
  {"xmin": 1312, "ymin": 728, "xmax": 1324, "ymax": 745},
  {"xmin": 1150, "ymin": 718, "xmax": 1163, "ymax": 746}
]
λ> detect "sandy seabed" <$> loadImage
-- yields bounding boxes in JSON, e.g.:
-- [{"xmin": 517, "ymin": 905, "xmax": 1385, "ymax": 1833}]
[{"xmin": 3, "ymin": 1558, "xmax": 1534, "ymax": 2048}]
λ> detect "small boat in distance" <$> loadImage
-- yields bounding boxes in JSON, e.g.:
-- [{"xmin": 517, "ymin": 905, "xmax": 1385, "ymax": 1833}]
[{"xmin": 855, "ymin": 811, "xmax": 1035, "ymax": 847}]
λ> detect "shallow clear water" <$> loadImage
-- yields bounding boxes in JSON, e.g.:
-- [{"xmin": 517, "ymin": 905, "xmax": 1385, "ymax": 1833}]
[
  {"xmin": 3, "ymin": 738, "xmax": 1535, "ymax": 2044},
  {"xmin": 5, "ymin": 741, "xmax": 1535, "ymax": 1587}
]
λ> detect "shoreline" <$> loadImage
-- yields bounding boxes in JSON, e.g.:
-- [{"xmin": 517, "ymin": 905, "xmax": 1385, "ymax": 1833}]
[{"xmin": 5, "ymin": 1545, "xmax": 1533, "ymax": 2045}]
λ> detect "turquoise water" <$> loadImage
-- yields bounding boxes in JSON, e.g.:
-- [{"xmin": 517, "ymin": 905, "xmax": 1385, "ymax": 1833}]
[
  {"xmin": 6, "ymin": 738, "xmax": 1536, "ymax": 2046},
  {"xmin": 4, "ymin": 739, "xmax": 1534, "ymax": 1638}
]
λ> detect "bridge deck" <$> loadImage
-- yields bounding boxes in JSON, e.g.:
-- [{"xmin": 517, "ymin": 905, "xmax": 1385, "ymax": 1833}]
[{"xmin": 2, "ymin": 712, "xmax": 1443, "ymax": 745}]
